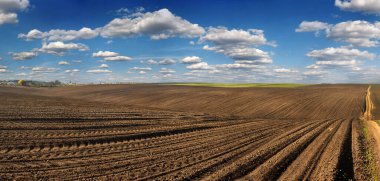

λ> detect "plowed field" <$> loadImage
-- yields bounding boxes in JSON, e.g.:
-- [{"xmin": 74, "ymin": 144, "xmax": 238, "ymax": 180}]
[{"xmin": 0, "ymin": 84, "xmax": 371, "ymax": 180}]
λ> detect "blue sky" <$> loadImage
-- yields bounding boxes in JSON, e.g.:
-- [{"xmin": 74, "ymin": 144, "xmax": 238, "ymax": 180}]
[{"xmin": 0, "ymin": 0, "xmax": 380, "ymax": 83}]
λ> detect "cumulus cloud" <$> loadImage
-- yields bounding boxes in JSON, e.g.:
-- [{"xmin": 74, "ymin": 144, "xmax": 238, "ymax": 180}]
[
  {"xmin": 92, "ymin": 51, "xmax": 119, "ymax": 57},
  {"xmin": 215, "ymin": 63, "xmax": 266, "ymax": 70},
  {"xmin": 327, "ymin": 21, "xmax": 380, "ymax": 47},
  {"xmin": 201, "ymin": 27, "xmax": 274, "ymax": 67},
  {"xmin": 65, "ymin": 69, "xmax": 80, "ymax": 73},
  {"xmin": 87, "ymin": 69, "xmax": 112, "ymax": 73},
  {"xmin": 295, "ymin": 21, "xmax": 330, "ymax": 32},
  {"xmin": 0, "ymin": 0, "xmax": 29, "ymax": 25},
  {"xmin": 129, "ymin": 67, "xmax": 152, "ymax": 71},
  {"xmin": 297, "ymin": 20, "xmax": 380, "ymax": 47},
  {"xmin": 306, "ymin": 47, "xmax": 375, "ymax": 70},
  {"xmin": 99, "ymin": 64, "xmax": 109, "ymax": 68},
  {"xmin": 39, "ymin": 41, "xmax": 89, "ymax": 55},
  {"xmin": 58, "ymin": 61, "xmax": 70, "ymax": 65},
  {"xmin": 19, "ymin": 8, "xmax": 205, "ymax": 42},
  {"xmin": 32, "ymin": 67, "xmax": 59, "ymax": 73},
  {"xmin": 186, "ymin": 62, "xmax": 214, "ymax": 70},
  {"xmin": 159, "ymin": 58, "xmax": 176, "ymax": 65},
  {"xmin": 160, "ymin": 67, "xmax": 176, "ymax": 74},
  {"xmin": 17, "ymin": 29, "xmax": 43, "ymax": 41},
  {"xmin": 147, "ymin": 59, "xmax": 158, "ymax": 64},
  {"xmin": 18, "ymin": 27, "xmax": 98, "ymax": 41},
  {"xmin": 307, "ymin": 47, "xmax": 375, "ymax": 61},
  {"xmin": 200, "ymin": 27, "xmax": 270, "ymax": 47},
  {"xmin": 103, "ymin": 56, "xmax": 131, "ymax": 61},
  {"xmin": 335, "ymin": 0, "xmax": 380, "ymax": 15},
  {"xmin": 0, "ymin": 65, "xmax": 8, "ymax": 73},
  {"xmin": 91, "ymin": 50, "xmax": 131, "ymax": 61},
  {"xmin": 274, "ymin": 68, "xmax": 298, "ymax": 73},
  {"xmin": 10, "ymin": 51, "xmax": 37, "ymax": 60},
  {"xmin": 181, "ymin": 56, "xmax": 202, "ymax": 64},
  {"xmin": 306, "ymin": 64, "xmax": 321, "ymax": 69},
  {"xmin": 100, "ymin": 8, "xmax": 204, "ymax": 40}
]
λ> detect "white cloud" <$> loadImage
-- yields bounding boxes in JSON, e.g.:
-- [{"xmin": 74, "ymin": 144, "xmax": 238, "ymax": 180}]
[
  {"xmin": 86, "ymin": 69, "xmax": 112, "ymax": 73},
  {"xmin": 0, "ymin": 0, "xmax": 29, "ymax": 25},
  {"xmin": 139, "ymin": 71, "xmax": 146, "ymax": 74},
  {"xmin": 306, "ymin": 47, "xmax": 375, "ymax": 71},
  {"xmin": 335, "ymin": 0, "xmax": 380, "ymax": 15},
  {"xmin": 104, "ymin": 56, "xmax": 131, "ymax": 61},
  {"xmin": 65, "ymin": 69, "xmax": 80, "ymax": 73},
  {"xmin": 315, "ymin": 60, "xmax": 357, "ymax": 66},
  {"xmin": 0, "ymin": 68, "xmax": 8, "ymax": 73},
  {"xmin": 39, "ymin": 41, "xmax": 89, "ymax": 55},
  {"xmin": 297, "ymin": 20, "xmax": 380, "ymax": 47},
  {"xmin": 215, "ymin": 63, "xmax": 265, "ymax": 70},
  {"xmin": 306, "ymin": 64, "xmax": 321, "ymax": 69},
  {"xmin": 17, "ymin": 29, "xmax": 43, "ymax": 41},
  {"xmin": 100, "ymin": 8, "xmax": 205, "ymax": 39},
  {"xmin": 18, "ymin": 27, "xmax": 99, "ymax": 41},
  {"xmin": 222, "ymin": 47, "xmax": 273, "ymax": 64},
  {"xmin": 201, "ymin": 27, "xmax": 273, "ymax": 66},
  {"xmin": 181, "ymin": 56, "xmax": 202, "ymax": 64},
  {"xmin": 327, "ymin": 21, "xmax": 380, "ymax": 47},
  {"xmin": 99, "ymin": 64, "xmax": 109, "ymax": 68},
  {"xmin": 129, "ymin": 67, "xmax": 152, "ymax": 71},
  {"xmin": 307, "ymin": 47, "xmax": 375, "ymax": 61},
  {"xmin": 200, "ymin": 27, "xmax": 269, "ymax": 47},
  {"xmin": 160, "ymin": 67, "xmax": 176, "ymax": 74},
  {"xmin": 303, "ymin": 70, "xmax": 325, "ymax": 76},
  {"xmin": 186, "ymin": 62, "xmax": 214, "ymax": 70},
  {"xmin": 295, "ymin": 21, "xmax": 330, "ymax": 32},
  {"xmin": 58, "ymin": 61, "xmax": 70, "ymax": 65},
  {"xmin": 10, "ymin": 51, "xmax": 37, "ymax": 60},
  {"xmin": 274, "ymin": 68, "xmax": 298, "ymax": 73},
  {"xmin": 159, "ymin": 58, "xmax": 176, "ymax": 65},
  {"xmin": 32, "ymin": 67, "xmax": 59, "ymax": 73},
  {"xmin": 147, "ymin": 59, "xmax": 158, "ymax": 64},
  {"xmin": 0, "ymin": 65, "xmax": 8, "ymax": 73},
  {"xmin": 0, "ymin": 12, "xmax": 17, "ymax": 25},
  {"xmin": 92, "ymin": 51, "xmax": 119, "ymax": 57}
]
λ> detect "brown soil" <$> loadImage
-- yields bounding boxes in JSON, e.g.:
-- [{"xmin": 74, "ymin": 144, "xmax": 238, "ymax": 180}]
[
  {"xmin": 0, "ymin": 84, "xmax": 370, "ymax": 180},
  {"xmin": 371, "ymin": 85, "xmax": 380, "ymax": 120}
]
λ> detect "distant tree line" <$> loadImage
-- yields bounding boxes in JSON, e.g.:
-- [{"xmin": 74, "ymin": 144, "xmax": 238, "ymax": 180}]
[{"xmin": 0, "ymin": 80, "xmax": 62, "ymax": 87}]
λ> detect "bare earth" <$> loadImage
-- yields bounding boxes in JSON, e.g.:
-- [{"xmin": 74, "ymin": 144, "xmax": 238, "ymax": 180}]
[{"xmin": 0, "ymin": 84, "xmax": 371, "ymax": 180}]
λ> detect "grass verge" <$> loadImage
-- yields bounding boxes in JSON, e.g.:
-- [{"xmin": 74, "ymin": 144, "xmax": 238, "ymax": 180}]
[{"xmin": 360, "ymin": 120, "xmax": 379, "ymax": 180}]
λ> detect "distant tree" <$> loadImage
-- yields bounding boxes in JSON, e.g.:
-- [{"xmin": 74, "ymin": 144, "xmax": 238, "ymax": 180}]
[
  {"xmin": 54, "ymin": 80, "xmax": 62, "ymax": 86},
  {"xmin": 17, "ymin": 80, "xmax": 26, "ymax": 86}
]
